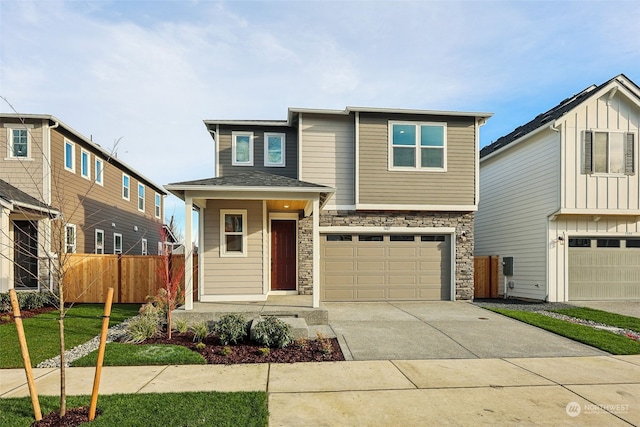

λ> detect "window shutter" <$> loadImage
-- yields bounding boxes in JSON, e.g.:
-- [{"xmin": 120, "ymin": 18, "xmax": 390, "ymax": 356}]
[
  {"xmin": 583, "ymin": 131, "xmax": 593, "ymax": 174},
  {"xmin": 625, "ymin": 132, "xmax": 635, "ymax": 175}
]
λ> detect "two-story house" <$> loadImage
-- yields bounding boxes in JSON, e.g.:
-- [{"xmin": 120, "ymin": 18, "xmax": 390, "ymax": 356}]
[
  {"xmin": 476, "ymin": 74, "xmax": 640, "ymax": 302},
  {"xmin": 166, "ymin": 106, "xmax": 491, "ymax": 309},
  {"xmin": 0, "ymin": 114, "xmax": 167, "ymax": 292}
]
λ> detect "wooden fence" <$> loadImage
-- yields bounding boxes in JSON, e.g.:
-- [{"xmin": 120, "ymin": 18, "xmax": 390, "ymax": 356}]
[
  {"xmin": 474, "ymin": 256, "xmax": 499, "ymax": 298},
  {"xmin": 63, "ymin": 254, "xmax": 198, "ymax": 304}
]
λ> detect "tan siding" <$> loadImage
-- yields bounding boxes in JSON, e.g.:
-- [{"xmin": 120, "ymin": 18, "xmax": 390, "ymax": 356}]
[
  {"xmin": 202, "ymin": 200, "xmax": 263, "ymax": 295},
  {"xmin": 358, "ymin": 113, "xmax": 476, "ymax": 206},
  {"xmin": 217, "ymin": 126, "xmax": 298, "ymax": 178},
  {"xmin": 300, "ymin": 114, "xmax": 354, "ymax": 207},
  {"xmin": 0, "ymin": 118, "xmax": 45, "ymax": 201}
]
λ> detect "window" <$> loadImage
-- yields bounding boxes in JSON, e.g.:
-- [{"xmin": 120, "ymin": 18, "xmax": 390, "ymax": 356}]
[
  {"xmin": 138, "ymin": 183, "xmax": 145, "ymax": 212},
  {"xmin": 80, "ymin": 149, "xmax": 91, "ymax": 179},
  {"xmin": 626, "ymin": 239, "xmax": 640, "ymax": 248},
  {"xmin": 569, "ymin": 238, "xmax": 591, "ymax": 248},
  {"xmin": 158, "ymin": 241, "xmax": 164, "ymax": 256},
  {"xmin": 264, "ymin": 132, "xmax": 285, "ymax": 167},
  {"xmin": 389, "ymin": 122, "xmax": 446, "ymax": 170},
  {"xmin": 390, "ymin": 235, "xmax": 415, "ymax": 242},
  {"xmin": 95, "ymin": 158, "xmax": 104, "ymax": 185},
  {"xmin": 597, "ymin": 239, "xmax": 620, "ymax": 248},
  {"xmin": 155, "ymin": 193, "xmax": 161, "ymax": 218},
  {"xmin": 220, "ymin": 210, "xmax": 247, "ymax": 256},
  {"xmin": 421, "ymin": 235, "xmax": 446, "ymax": 242},
  {"xmin": 95, "ymin": 229, "xmax": 104, "ymax": 254},
  {"xmin": 359, "ymin": 235, "xmax": 383, "ymax": 241},
  {"xmin": 64, "ymin": 140, "xmax": 75, "ymax": 172},
  {"xmin": 65, "ymin": 224, "xmax": 76, "ymax": 253},
  {"xmin": 114, "ymin": 233, "xmax": 123, "ymax": 254},
  {"xmin": 232, "ymin": 132, "xmax": 253, "ymax": 166},
  {"xmin": 326, "ymin": 235, "xmax": 353, "ymax": 241},
  {"xmin": 584, "ymin": 131, "xmax": 635, "ymax": 175},
  {"xmin": 141, "ymin": 239, "xmax": 148, "ymax": 255},
  {"xmin": 8, "ymin": 128, "xmax": 29, "ymax": 158},
  {"xmin": 122, "ymin": 174, "xmax": 130, "ymax": 200}
]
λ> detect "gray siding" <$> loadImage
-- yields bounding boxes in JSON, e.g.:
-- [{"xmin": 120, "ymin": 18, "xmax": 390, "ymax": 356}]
[
  {"xmin": 358, "ymin": 113, "xmax": 476, "ymax": 206},
  {"xmin": 217, "ymin": 126, "xmax": 298, "ymax": 178}
]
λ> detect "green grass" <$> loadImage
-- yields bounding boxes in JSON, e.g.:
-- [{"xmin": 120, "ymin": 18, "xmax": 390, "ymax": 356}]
[
  {"xmin": 0, "ymin": 391, "xmax": 268, "ymax": 427},
  {"xmin": 488, "ymin": 308, "xmax": 640, "ymax": 355},
  {"xmin": 72, "ymin": 342, "xmax": 206, "ymax": 366},
  {"xmin": 0, "ymin": 304, "xmax": 141, "ymax": 368},
  {"xmin": 550, "ymin": 307, "xmax": 640, "ymax": 333}
]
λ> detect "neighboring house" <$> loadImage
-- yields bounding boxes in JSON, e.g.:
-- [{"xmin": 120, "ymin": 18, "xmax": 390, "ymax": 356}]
[
  {"xmin": 166, "ymin": 106, "xmax": 491, "ymax": 308},
  {"xmin": 0, "ymin": 114, "xmax": 167, "ymax": 292},
  {"xmin": 476, "ymin": 74, "xmax": 640, "ymax": 302}
]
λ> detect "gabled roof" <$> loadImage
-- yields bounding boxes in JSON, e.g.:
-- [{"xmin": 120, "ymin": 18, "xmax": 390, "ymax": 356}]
[
  {"xmin": 0, "ymin": 179, "xmax": 60, "ymax": 216},
  {"xmin": 480, "ymin": 74, "xmax": 640, "ymax": 159}
]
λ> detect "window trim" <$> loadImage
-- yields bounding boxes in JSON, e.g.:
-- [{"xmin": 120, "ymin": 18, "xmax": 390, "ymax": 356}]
[
  {"xmin": 388, "ymin": 121, "xmax": 447, "ymax": 172},
  {"xmin": 95, "ymin": 229, "xmax": 104, "ymax": 254},
  {"xmin": 157, "ymin": 241, "xmax": 163, "ymax": 256},
  {"xmin": 141, "ymin": 238, "xmax": 148, "ymax": 255},
  {"xmin": 154, "ymin": 192, "xmax": 161, "ymax": 219},
  {"xmin": 65, "ymin": 224, "xmax": 77, "ymax": 253},
  {"xmin": 122, "ymin": 173, "xmax": 130, "ymax": 201},
  {"xmin": 64, "ymin": 139, "xmax": 76, "ymax": 173},
  {"xmin": 138, "ymin": 183, "xmax": 145, "ymax": 212},
  {"xmin": 231, "ymin": 131, "xmax": 254, "ymax": 166},
  {"xmin": 80, "ymin": 148, "xmax": 91, "ymax": 180},
  {"xmin": 220, "ymin": 209, "xmax": 247, "ymax": 257},
  {"xmin": 114, "ymin": 233, "xmax": 123, "ymax": 254},
  {"xmin": 95, "ymin": 158, "xmax": 104, "ymax": 186},
  {"xmin": 264, "ymin": 132, "xmax": 286, "ymax": 167},
  {"xmin": 5, "ymin": 125, "xmax": 33, "ymax": 160}
]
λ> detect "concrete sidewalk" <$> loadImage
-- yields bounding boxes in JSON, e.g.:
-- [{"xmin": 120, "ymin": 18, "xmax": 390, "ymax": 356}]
[{"xmin": 2, "ymin": 355, "xmax": 639, "ymax": 425}]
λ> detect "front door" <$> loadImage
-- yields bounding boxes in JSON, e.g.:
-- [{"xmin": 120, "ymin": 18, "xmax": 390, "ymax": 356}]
[
  {"xmin": 13, "ymin": 220, "xmax": 39, "ymax": 290},
  {"xmin": 271, "ymin": 220, "xmax": 296, "ymax": 291}
]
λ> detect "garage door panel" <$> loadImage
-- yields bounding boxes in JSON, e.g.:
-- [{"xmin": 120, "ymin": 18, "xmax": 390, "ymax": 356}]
[
  {"xmin": 388, "ymin": 288, "xmax": 417, "ymax": 299},
  {"xmin": 324, "ymin": 261, "xmax": 355, "ymax": 272},
  {"xmin": 323, "ymin": 247, "xmax": 355, "ymax": 257},
  {"xmin": 355, "ymin": 289, "xmax": 386, "ymax": 299},
  {"xmin": 323, "ymin": 275, "xmax": 354, "ymax": 285},
  {"xmin": 388, "ymin": 247, "xmax": 418, "ymax": 257},
  {"xmin": 356, "ymin": 261, "xmax": 385, "ymax": 271},
  {"xmin": 356, "ymin": 275, "xmax": 385, "ymax": 285},
  {"xmin": 324, "ymin": 289, "xmax": 355, "ymax": 300},
  {"xmin": 388, "ymin": 261, "xmax": 417, "ymax": 271},
  {"xmin": 356, "ymin": 247, "xmax": 385, "ymax": 257},
  {"xmin": 388, "ymin": 275, "xmax": 417, "ymax": 285}
]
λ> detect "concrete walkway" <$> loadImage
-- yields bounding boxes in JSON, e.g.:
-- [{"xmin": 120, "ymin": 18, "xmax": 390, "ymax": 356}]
[{"xmin": 2, "ymin": 355, "xmax": 639, "ymax": 425}]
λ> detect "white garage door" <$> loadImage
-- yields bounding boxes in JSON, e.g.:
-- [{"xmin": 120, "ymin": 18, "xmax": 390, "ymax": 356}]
[
  {"xmin": 321, "ymin": 233, "xmax": 451, "ymax": 301},
  {"xmin": 568, "ymin": 237, "xmax": 640, "ymax": 300}
]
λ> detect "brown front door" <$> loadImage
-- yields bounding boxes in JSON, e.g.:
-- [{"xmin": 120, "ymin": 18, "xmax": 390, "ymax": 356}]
[{"xmin": 271, "ymin": 220, "xmax": 296, "ymax": 290}]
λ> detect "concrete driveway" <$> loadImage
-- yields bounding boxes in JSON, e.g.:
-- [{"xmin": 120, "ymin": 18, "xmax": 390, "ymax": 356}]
[{"xmin": 326, "ymin": 301, "xmax": 607, "ymax": 360}]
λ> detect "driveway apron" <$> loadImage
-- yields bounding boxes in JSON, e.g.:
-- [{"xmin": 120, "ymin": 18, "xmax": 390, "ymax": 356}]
[{"xmin": 326, "ymin": 301, "xmax": 607, "ymax": 360}]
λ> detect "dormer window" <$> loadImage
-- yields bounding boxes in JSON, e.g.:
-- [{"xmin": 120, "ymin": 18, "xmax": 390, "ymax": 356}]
[
  {"xmin": 264, "ymin": 132, "xmax": 285, "ymax": 167},
  {"xmin": 232, "ymin": 131, "xmax": 254, "ymax": 166}
]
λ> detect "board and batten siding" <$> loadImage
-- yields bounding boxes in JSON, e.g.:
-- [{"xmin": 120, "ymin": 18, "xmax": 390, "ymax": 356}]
[
  {"xmin": 300, "ymin": 113, "xmax": 355, "ymax": 208},
  {"xmin": 476, "ymin": 129, "xmax": 560, "ymax": 300},
  {"xmin": 216, "ymin": 126, "xmax": 298, "ymax": 178},
  {"xmin": 202, "ymin": 200, "xmax": 264, "ymax": 296},
  {"xmin": 559, "ymin": 91, "xmax": 640, "ymax": 211},
  {"xmin": 0, "ymin": 118, "xmax": 45, "ymax": 201},
  {"xmin": 357, "ymin": 113, "xmax": 476, "ymax": 206}
]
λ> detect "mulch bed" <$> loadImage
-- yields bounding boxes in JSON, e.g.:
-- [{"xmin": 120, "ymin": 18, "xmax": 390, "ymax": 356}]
[
  {"xmin": 31, "ymin": 406, "xmax": 100, "ymax": 427},
  {"xmin": 0, "ymin": 307, "xmax": 57, "ymax": 325}
]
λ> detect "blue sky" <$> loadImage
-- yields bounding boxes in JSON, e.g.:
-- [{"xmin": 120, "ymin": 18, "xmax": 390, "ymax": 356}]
[{"xmin": 2, "ymin": 0, "xmax": 640, "ymax": 239}]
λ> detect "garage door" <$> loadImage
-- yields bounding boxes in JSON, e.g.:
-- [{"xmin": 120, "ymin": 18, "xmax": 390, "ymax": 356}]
[
  {"xmin": 568, "ymin": 237, "xmax": 640, "ymax": 300},
  {"xmin": 321, "ymin": 233, "xmax": 451, "ymax": 301}
]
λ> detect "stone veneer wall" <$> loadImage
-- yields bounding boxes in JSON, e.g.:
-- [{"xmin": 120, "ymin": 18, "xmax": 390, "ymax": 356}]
[{"xmin": 297, "ymin": 210, "xmax": 475, "ymax": 300}]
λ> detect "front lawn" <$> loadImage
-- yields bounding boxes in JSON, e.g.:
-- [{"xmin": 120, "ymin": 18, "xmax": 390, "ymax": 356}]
[
  {"xmin": 488, "ymin": 308, "xmax": 640, "ymax": 355},
  {"xmin": 71, "ymin": 343, "xmax": 206, "ymax": 366},
  {"xmin": 550, "ymin": 307, "xmax": 640, "ymax": 333},
  {"xmin": 0, "ymin": 391, "xmax": 268, "ymax": 427},
  {"xmin": 0, "ymin": 304, "xmax": 141, "ymax": 368}
]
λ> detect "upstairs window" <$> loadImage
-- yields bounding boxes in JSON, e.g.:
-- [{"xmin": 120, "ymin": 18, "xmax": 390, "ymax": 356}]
[
  {"xmin": 232, "ymin": 132, "xmax": 253, "ymax": 166},
  {"xmin": 584, "ymin": 131, "xmax": 635, "ymax": 175},
  {"xmin": 122, "ymin": 173, "xmax": 130, "ymax": 200},
  {"xmin": 138, "ymin": 183, "xmax": 145, "ymax": 212},
  {"xmin": 155, "ymin": 193, "xmax": 161, "ymax": 218},
  {"xmin": 95, "ymin": 229, "xmax": 104, "ymax": 254},
  {"xmin": 64, "ymin": 140, "xmax": 75, "ymax": 172},
  {"xmin": 389, "ymin": 122, "xmax": 446, "ymax": 171},
  {"xmin": 264, "ymin": 132, "xmax": 286, "ymax": 167},
  {"xmin": 65, "ymin": 224, "xmax": 76, "ymax": 253},
  {"xmin": 81, "ymin": 149, "xmax": 91, "ymax": 179},
  {"xmin": 220, "ymin": 210, "xmax": 247, "ymax": 257},
  {"xmin": 7, "ymin": 128, "xmax": 30, "ymax": 158},
  {"xmin": 95, "ymin": 158, "xmax": 104, "ymax": 185}
]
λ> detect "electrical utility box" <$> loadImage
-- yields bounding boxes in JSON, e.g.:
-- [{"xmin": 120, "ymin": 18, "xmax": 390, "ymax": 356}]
[{"xmin": 503, "ymin": 257, "xmax": 514, "ymax": 276}]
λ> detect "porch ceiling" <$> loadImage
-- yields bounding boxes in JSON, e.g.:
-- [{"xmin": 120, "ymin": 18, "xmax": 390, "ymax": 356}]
[{"xmin": 267, "ymin": 200, "xmax": 308, "ymax": 211}]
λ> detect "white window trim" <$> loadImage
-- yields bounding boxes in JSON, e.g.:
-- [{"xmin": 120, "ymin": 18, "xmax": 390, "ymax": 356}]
[
  {"xmin": 138, "ymin": 183, "xmax": 145, "ymax": 212},
  {"xmin": 80, "ymin": 148, "xmax": 91, "ymax": 180},
  {"xmin": 114, "ymin": 233, "xmax": 123, "ymax": 254},
  {"xmin": 95, "ymin": 229, "xmax": 104, "ymax": 254},
  {"xmin": 5, "ymin": 124, "xmax": 33, "ymax": 160},
  {"xmin": 220, "ymin": 209, "xmax": 247, "ymax": 257},
  {"xmin": 157, "ymin": 241, "xmax": 163, "ymax": 256},
  {"xmin": 388, "ymin": 121, "xmax": 447, "ymax": 172},
  {"xmin": 95, "ymin": 158, "xmax": 104, "ymax": 186},
  {"xmin": 232, "ymin": 131, "xmax": 254, "ymax": 166},
  {"xmin": 154, "ymin": 192, "xmax": 161, "ymax": 219},
  {"xmin": 264, "ymin": 132, "xmax": 286, "ymax": 167},
  {"xmin": 141, "ymin": 238, "xmax": 148, "ymax": 255},
  {"xmin": 64, "ymin": 139, "xmax": 76, "ymax": 173},
  {"xmin": 65, "ymin": 224, "xmax": 77, "ymax": 253},
  {"xmin": 122, "ymin": 173, "xmax": 130, "ymax": 201}
]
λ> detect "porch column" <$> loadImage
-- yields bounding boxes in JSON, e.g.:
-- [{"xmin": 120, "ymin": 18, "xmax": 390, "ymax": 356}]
[
  {"xmin": 0, "ymin": 206, "xmax": 10, "ymax": 292},
  {"xmin": 184, "ymin": 195, "xmax": 193, "ymax": 311},
  {"xmin": 312, "ymin": 198, "xmax": 320, "ymax": 308}
]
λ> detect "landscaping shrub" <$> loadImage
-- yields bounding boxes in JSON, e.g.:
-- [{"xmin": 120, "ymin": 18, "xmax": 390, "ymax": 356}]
[
  {"xmin": 124, "ymin": 303, "xmax": 161, "ymax": 343},
  {"xmin": 191, "ymin": 321, "xmax": 209, "ymax": 343},
  {"xmin": 0, "ymin": 291, "xmax": 56, "ymax": 313},
  {"xmin": 252, "ymin": 316, "xmax": 292, "ymax": 348},
  {"xmin": 173, "ymin": 317, "xmax": 189, "ymax": 334},
  {"xmin": 214, "ymin": 313, "xmax": 248, "ymax": 345}
]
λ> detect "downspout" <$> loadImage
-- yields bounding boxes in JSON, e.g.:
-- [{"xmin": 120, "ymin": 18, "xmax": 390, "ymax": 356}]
[{"xmin": 548, "ymin": 122, "xmax": 560, "ymax": 302}]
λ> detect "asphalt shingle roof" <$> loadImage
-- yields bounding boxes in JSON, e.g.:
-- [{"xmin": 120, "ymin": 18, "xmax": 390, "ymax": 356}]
[
  {"xmin": 0, "ymin": 179, "xmax": 57, "ymax": 213},
  {"xmin": 168, "ymin": 171, "xmax": 332, "ymax": 190}
]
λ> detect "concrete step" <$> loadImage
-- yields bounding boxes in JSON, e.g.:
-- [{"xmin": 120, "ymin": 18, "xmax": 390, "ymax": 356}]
[{"xmin": 250, "ymin": 317, "xmax": 309, "ymax": 342}]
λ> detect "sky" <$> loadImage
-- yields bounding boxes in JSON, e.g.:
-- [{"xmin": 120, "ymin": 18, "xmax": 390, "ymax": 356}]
[{"xmin": 2, "ymin": 0, "xmax": 640, "ymax": 240}]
